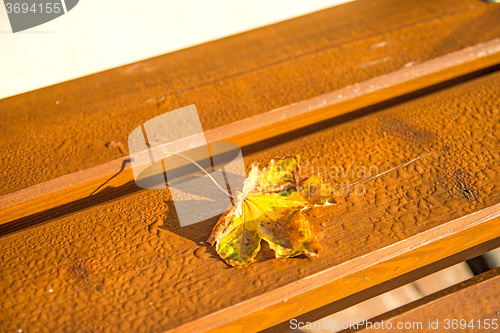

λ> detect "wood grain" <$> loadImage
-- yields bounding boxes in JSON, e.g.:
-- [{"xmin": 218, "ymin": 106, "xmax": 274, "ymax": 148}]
[
  {"xmin": 1, "ymin": 0, "xmax": 499, "ymax": 195},
  {"xmin": 223, "ymin": 216, "xmax": 500, "ymax": 333},
  {"xmin": 1, "ymin": 40, "xmax": 499, "ymax": 230},
  {"xmin": 1, "ymin": 68, "xmax": 498, "ymax": 332},
  {"xmin": 352, "ymin": 267, "xmax": 500, "ymax": 333}
]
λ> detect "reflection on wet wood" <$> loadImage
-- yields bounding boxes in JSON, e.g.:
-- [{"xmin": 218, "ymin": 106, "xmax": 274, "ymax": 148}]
[{"xmin": 1, "ymin": 0, "xmax": 500, "ymax": 332}]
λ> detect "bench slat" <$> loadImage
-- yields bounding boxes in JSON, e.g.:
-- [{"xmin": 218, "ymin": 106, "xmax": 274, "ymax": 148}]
[
  {"xmin": 1, "ymin": 69, "xmax": 498, "ymax": 331},
  {"xmin": 1, "ymin": 0, "xmax": 499, "ymax": 195},
  {"xmin": 1, "ymin": 41, "xmax": 498, "ymax": 230},
  {"xmin": 352, "ymin": 267, "xmax": 500, "ymax": 333}
]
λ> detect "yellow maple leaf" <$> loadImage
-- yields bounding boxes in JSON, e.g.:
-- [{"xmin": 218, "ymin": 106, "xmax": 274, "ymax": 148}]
[{"xmin": 208, "ymin": 156, "xmax": 338, "ymax": 267}]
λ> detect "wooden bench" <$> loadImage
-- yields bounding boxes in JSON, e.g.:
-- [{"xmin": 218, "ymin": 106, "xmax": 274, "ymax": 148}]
[
  {"xmin": 352, "ymin": 267, "xmax": 500, "ymax": 332},
  {"xmin": 1, "ymin": 0, "xmax": 499, "ymax": 331}
]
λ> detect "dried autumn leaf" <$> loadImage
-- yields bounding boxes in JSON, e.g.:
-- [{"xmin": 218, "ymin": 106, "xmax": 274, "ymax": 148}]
[{"xmin": 208, "ymin": 156, "xmax": 338, "ymax": 267}]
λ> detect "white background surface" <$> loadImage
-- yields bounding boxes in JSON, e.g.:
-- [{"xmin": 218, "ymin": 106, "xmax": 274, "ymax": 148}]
[{"xmin": 0, "ymin": 0, "xmax": 351, "ymax": 99}]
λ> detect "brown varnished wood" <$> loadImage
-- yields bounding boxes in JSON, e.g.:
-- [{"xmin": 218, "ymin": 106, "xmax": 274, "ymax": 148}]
[
  {"xmin": 1, "ymin": 0, "xmax": 499, "ymax": 196},
  {"xmin": 351, "ymin": 267, "xmax": 500, "ymax": 333},
  {"xmin": 1, "ymin": 42, "xmax": 499, "ymax": 230},
  {"xmin": 0, "ymin": 68, "xmax": 498, "ymax": 332},
  {"xmin": 220, "ymin": 217, "xmax": 500, "ymax": 333}
]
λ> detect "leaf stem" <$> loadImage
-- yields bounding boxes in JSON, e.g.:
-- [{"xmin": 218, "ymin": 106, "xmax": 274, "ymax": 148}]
[{"xmin": 163, "ymin": 151, "xmax": 234, "ymax": 199}]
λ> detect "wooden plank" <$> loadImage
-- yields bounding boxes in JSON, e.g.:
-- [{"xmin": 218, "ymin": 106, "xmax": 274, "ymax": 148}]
[
  {"xmin": 1, "ymin": 0, "xmax": 500, "ymax": 195},
  {"xmin": 352, "ymin": 267, "xmax": 500, "ymax": 333},
  {"xmin": 1, "ymin": 40, "xmax": 499, "ymax": 230},
  {"xmin": 258, "ymin": 219, "xmax": 500, "ymax": 333},
  {"xmin": 288, "ymin": 262, "xmax": 473, "ymax": 333},
  {"xmin": 1, "ymin": 69, "xmax": 498, "ymax": 332}
]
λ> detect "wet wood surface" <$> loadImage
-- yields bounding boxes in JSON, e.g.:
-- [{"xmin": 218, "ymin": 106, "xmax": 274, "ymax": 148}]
[
  {"xmin": 1, "ymin": 0, "xmax": 500, "ymax": 195},
  {"xmin": 257, "ymin": 217, "xmax": 500, "ymax": 333},
  {"xmin": 1, "ymin": 70, "xmax": 499, "ymax": 332},
  {"xmin": 1, "ymin": 0, "xmax": 500, "ymax": 332},
  {"xmin": 1, "ymin": 40, "xmax": 499, "ymax": 233},
  {"xmin": 353, "ymin": 267, "xmax": 500, "ymax": 333}
]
